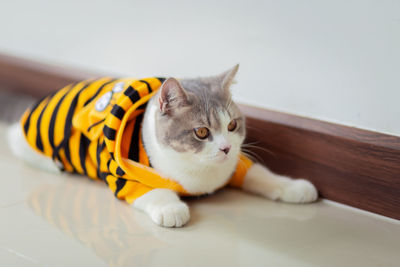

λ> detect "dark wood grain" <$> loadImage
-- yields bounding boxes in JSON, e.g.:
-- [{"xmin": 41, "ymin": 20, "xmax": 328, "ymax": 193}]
[
  {"xmin": 241, "ymin": 106, "xmax": 400, "ymax": 220},
  {"xmin": 1, "ymin": 53, "xmax": 399, "ymax": 219},
  {"xmin": 0, "ymin": 53, "xmax": 99, "ymax": 96}
]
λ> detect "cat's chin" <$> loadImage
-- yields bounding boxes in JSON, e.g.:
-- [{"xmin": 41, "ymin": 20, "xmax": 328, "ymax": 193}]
[
  {"xmin": 215, "ymin": 154, "xmax": 229, "ymax": 163},
  {"xmin": 198, "ymin": 153, "xmax": 236, "ymax": 166}
]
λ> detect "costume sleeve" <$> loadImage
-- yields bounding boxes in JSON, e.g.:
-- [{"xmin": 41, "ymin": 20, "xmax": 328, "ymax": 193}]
[
  {"xmin": 105, "ymin": 174, "xmax": 153, "ymax": 204},
  {"xmin": 228, "ymin": 153, "xmax": 254, "ymax": 188}
]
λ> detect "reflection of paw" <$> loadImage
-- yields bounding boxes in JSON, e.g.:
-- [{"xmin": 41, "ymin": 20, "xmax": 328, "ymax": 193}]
[
  {"xmin": 149, "ymin": 202, "xmax": 190, "ymax": 227},
  {"xmin": 280, "ymin": 179, "xmax": 318, "ymax": 203}
]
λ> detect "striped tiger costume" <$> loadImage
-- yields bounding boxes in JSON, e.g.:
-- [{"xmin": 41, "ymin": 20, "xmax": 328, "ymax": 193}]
[{"xmin": 20, "ymin": 77, "xmax": 253, "ymax": 204}]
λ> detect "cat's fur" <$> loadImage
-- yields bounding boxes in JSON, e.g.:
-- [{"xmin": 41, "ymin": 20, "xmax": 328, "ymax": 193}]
[{"xmin": 8, "ymin": 65, "xmax": 317, "ymax": 227}]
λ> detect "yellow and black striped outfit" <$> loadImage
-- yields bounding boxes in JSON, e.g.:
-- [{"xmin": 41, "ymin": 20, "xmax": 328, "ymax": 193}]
[{"xmin": 21, "ymin": 77, "xmax": 253, "ymax": 204}]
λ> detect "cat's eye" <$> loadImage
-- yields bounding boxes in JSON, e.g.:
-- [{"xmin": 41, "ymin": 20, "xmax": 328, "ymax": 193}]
[
  {"xmin": 194, "ymin": 127, "xmax": 210, "ymax": 139},
  {"xmin": 228, "ymin": 119, "xmax": 237, "ymax": 131}
]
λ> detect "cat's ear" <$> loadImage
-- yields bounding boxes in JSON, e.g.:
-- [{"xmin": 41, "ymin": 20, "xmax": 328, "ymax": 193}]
[
  {"xmin": 159, "ymin": 78, "xmax": 188, "ymax": 115},
  {"xmin": 219, "ymin": 64, "xmax": 239, "ymax": 94}
]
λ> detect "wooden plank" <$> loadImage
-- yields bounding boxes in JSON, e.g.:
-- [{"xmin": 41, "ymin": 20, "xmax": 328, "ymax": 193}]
[
  {"xmin": 241, "ymin": 105, "xmax": 400, "ymax": 219},
  {"xmin": 0, "ymin": 53, "xmax": 98, "ymax": 96}
]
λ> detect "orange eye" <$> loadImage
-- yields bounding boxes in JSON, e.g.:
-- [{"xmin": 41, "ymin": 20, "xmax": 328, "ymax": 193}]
[
  {"xmin": 228, "ymin": 119, "xmax": 237, "ymax": 131},
  {"xmin": 194, "ymin": 127, "xmax": 210, "ymax": 139}
]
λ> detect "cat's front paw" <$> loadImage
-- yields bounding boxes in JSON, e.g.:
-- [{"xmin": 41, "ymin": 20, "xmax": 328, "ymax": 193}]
[
  {"xmin": 149, "ymin": 202, "xmax": 190, "ymax": 228},
  {"xmin": 280, "ymin": 179, "xmax": 318, "ymax": 203}
]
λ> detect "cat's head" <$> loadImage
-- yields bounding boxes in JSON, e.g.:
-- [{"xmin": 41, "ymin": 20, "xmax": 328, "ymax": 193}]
[{"xmin": 154, "ymin": 65, "xmax": 245, "ymax": 165}]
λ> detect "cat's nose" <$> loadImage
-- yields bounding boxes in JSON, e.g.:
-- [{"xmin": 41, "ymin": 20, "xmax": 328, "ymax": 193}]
[{"xmin": 220, "ymin": 145, "xmax": 231, "ymax": 155}]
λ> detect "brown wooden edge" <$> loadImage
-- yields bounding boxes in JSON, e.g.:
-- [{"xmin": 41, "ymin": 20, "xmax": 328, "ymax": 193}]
[{"xmin": 1, "ymin": 53, "xmax": 399, "ymax": 220}]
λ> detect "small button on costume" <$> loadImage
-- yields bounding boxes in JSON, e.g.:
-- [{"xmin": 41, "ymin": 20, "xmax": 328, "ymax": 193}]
[{"xmin": 20, "ymin": 77, "xmax": 253, "ymax": 204}]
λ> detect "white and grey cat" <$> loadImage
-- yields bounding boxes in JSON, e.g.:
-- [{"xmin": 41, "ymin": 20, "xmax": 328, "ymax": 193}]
[{"xmin": 8, "ymin": 65, "xmax": 317, "ymax": 227}]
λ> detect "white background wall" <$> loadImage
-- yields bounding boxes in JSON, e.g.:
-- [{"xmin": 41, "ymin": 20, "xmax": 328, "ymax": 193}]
[{"xmin": 1, "ymin": 0, "xmax": 399, "ymax": 136}]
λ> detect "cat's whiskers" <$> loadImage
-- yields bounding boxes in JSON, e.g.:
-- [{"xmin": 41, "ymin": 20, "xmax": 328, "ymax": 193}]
[
  {"xmin": 241, "ymin": 142, "xmax": 275, "ymax": 156},
  {"xmin": 240, "ymin": 148, "xmax": 265, "ymax": 165}
]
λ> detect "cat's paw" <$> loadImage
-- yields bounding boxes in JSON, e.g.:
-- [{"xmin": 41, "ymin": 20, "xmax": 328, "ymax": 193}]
[
  {"xmin": 149, "ymin": 202, "xmax": 190, "ymax": 228},
  {"xmin": 280, "ymin": 179, "xmax": 318, "ymax": 203}
]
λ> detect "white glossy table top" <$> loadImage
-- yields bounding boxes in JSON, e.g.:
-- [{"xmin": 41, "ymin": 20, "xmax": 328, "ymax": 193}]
[{"xmin": 0, "ymin": 123, "xmax": 399, "ymax": 267}]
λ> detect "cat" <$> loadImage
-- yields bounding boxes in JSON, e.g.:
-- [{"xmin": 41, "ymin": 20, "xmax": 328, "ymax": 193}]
[{"xmin": 8, "ymin": 65, "xmax": 317, "ymax": 227}]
